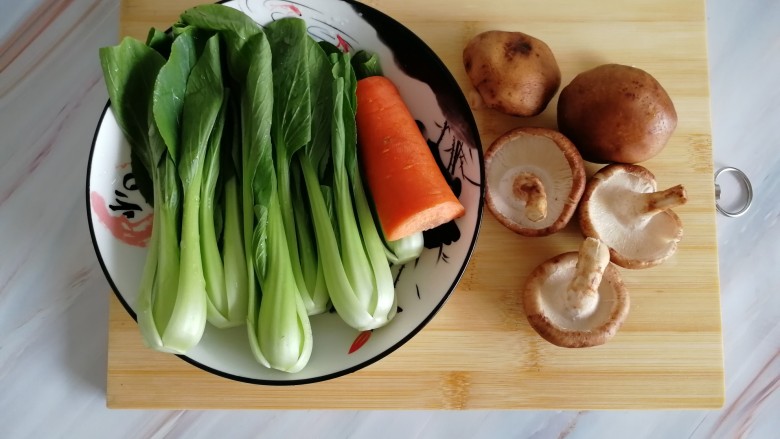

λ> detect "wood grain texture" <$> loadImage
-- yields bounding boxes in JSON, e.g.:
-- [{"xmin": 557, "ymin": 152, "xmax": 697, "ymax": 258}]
[{"xmin": 109, "ymin": 0, "xmax": 724, "ymax": 409}]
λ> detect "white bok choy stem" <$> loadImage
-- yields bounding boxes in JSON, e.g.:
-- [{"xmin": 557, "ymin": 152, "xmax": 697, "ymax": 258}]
[
  {"xmin": 240, "ymin": 20, "xmax": 313, "ymax": 373},
  {"xmin": 297, "ymin": 50, "xmax": 397, "ymax": 331},
  {"xmin": 98, "ymin": 37, "xmax": 185, "ymax": 353},
  {"xmin": 166, "ymin": 34, "xmax": 224, "ymax": 353},
  {"xmin": 199, "ymin": 90, "xmax": 249, "ymax": 328},
  {"xmin": 384, "ymin": 232, "xmax": 424, "ymax": 266}
]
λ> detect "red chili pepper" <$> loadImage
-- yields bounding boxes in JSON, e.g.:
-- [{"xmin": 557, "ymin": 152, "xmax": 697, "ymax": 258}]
[{"xmin": 348, "ymin": 330, "xmax": 372, "ymax": 354}]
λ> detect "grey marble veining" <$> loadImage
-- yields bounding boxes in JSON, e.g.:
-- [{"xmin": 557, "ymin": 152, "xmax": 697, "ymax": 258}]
[{"xmin": 0, "ymin": 0, "xmax": 778, "ymax": 437}]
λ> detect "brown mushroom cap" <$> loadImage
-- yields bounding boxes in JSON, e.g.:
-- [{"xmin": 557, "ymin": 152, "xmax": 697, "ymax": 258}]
[
  {"xmin": 579, "ymin": 164, "xmax": 687, "ymax": 269},
  {"xmin": 557, "ymin": 64, "xmax": 677, "ymax": 164},
  {"xmin": 523, "ymin": 247, "xmax": 630, "ymax": 348},
  {"xmin": 485, "ymin": 127, "xmax": 586, "ymax": 237}
]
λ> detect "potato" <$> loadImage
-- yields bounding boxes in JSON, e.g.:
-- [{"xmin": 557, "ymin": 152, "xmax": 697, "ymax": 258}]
[
  {"xmin": 557, "ymin": 64, "xmax": 677, "ymax": 163},
  {"xmin": 463, "ymin": 30, "xmax": 561, "ymax": 117}
]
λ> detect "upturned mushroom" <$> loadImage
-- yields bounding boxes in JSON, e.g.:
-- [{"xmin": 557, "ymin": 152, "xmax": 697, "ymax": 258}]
[
  {"xmin": 523, "ymin": 237, "xmax": 630, "ymax": 348},
  {"xmin": 485, "ymin": 127, "xmax": 586, "ymax": 237},
  {"xmin": 579, "ymin": 164, "xmax": 688, "ymax": 269}
]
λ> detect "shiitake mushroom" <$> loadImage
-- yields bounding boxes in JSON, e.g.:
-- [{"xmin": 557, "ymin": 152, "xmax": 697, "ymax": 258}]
[{"xmin": 557, "ymin": 64, "xmax": 678, "ymax": 164}]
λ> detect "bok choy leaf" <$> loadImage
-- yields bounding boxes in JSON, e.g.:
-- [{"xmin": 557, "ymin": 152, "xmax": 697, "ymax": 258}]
[
  {"xmin": 198, "ymin": 85, "xmax": 249, "ymax": 329},
  {"xmin": 335, "ymin": 51, "xmax": 396, "ymax": 326},
  {"xmin": 99, "ymin": 38, "xmax": 180, "ymax": 352},
  {"xmin": 165, "ymin": 33, "xmax": 224, "ymax": 353},
  {"xmin": 264, "ymin": 18, "xmax": 316, "ymax": 314},
  {"xmin": 179, "ymin": 4, "xmax": 263, "ymax": 84},
  {"xmin": 298, "ymin": 51, "xmax": 397, "ymax": 331},
  {"xmin": 199, "ymin": 89, "xmax": 232, "ymax": 328},
  {"xmin": 217, "ymin": 102, "xmax": 250, "ymax": 327},
  {"xmin": 245, "ymin": 18, "xmax": 315, "ymax": 372},
  {"xmin": 179, "ymin": 4, "xmax": 266, "ymax": 333},
  {"xmin": 235, "ymin": 28, "xmax": 312, "ymax": 373}
]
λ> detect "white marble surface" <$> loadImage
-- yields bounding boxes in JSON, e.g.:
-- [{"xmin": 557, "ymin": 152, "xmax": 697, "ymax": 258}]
[{"xmin": 1, "ymin": 0, "xmax": 778, "ymax": 437}]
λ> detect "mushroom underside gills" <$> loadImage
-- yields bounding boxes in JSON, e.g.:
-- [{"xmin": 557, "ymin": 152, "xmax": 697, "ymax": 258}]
[
  {"xmin": 537, "ymin": 255, "xmax": 619, "ymax": 331},
  {"xmin": 487, "ymin": 134, "xmax": 574, "ymax": 229},
  {"xmin": 587, "ymin": 174, "xmax": 682, "ymax": 261}
]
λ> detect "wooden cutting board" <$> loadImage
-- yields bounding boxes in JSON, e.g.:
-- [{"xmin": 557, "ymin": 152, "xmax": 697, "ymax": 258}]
[{"xmin": 108, "ymin": 0, "xmax": 723, "ymax": 409}]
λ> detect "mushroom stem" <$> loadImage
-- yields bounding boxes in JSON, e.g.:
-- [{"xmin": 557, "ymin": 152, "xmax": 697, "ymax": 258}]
[
  {"xmin": 512, "ymin": 172, "xmax": 547, "ymax": 222},
  {"xmin": 639, "ymin": 185, "xmax": 688, "ymax": 216},
  {"xmin": 564, "ymin": 237, "xmax": 610, "ymax": 319}
]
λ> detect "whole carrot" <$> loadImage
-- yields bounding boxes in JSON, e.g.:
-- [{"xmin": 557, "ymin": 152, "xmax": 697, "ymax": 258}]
[{"xmin": 356, "ymin": 76, "xmax": 465, "ymax": 241}]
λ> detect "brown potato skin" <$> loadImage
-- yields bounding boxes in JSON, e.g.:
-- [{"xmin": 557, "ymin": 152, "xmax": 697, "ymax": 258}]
[
  {"xmin": 463, "ymin": 31, "xmax": 561, "ymax": 117},
  {"xmin": 557, "ymin": 64, "xmax": 677, "ymax": 163}
]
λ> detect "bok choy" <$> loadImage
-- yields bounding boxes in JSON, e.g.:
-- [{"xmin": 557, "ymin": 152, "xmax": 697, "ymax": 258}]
[
  {"xmin": 178, "ymin": 9, "xmax": 312, "ymax": 372},
  {"xmin": 239, "ymin": 27, "xmax": 313, "ymax": 373},
  {"xmin": 164, "ymin": 33, "xmax": 224, "ymax": 353},
  {"xmin": 298, "ymin": 51, "xmax": 397, "ymax": 331},
  {"xmin": 99, "ymin": 37, "xmax": 191, "ymax": 353},
  {"xmin": 264, "ymin": 19, "xmax": 316, "ymax": 314},
  {"xmin": 99, "ymin": 4, "xmax": 427, "ymax": 373}
]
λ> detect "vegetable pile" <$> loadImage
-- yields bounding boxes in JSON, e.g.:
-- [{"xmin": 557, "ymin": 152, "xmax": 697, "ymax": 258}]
[
  {"xmin": 99, "ymin": 5, "xmax": 464, "ymax": 373},
  {"xmin": 463, "ymin": 30, "xmax": 687, "ymax": 348}
]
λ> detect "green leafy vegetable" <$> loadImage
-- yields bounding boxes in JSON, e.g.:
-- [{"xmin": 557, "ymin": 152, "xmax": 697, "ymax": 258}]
[
  {"xmin": 99, "ymin": 38, "xmax": 166, "ymax": 173},
  {"xmin": 152, "ymin": 28, "xmax": 199, "ymax": 163},
  {"xmin": 224, "ymin": 26, "xmax": 312, "ymax": 373},
  {"xmin": 179, "ymin": 4, "xmax": 263, "ymax": 83},
  {"xmin": 244, "ymin": 18, "xmax": 315, "ymax": 372},
  {"xmin": 298, "ymin": 51, "xmax": 397, "ymax": 331},
  {"xmin": 236, "ymin": 32, "xmax": 275, "ymax": 369},
  {"xmin": 99, "ymin": 7, "xmax": 410, "ymax": 372},
  {"xmin": 291, "ymin": 162, "xmax": 328, "ymax": 311},
  {"xmin": 166, "ymin": 33, "xmax": 224, "ymax": 353},
  {"xmin": 351, "ymin": 50, "xmax": 384, "ymax": 79},
  {"xmin": 384, "ymin": 233, "xmax": 424, "ymax": 265},
  {"xmin": 220, "ymin": 173, "xmax": 249, "ymax": 325},
  {"xmin": 216, "ymin": 102, "xmax": 249, "ymax": 327},
  {"xmin": 264, "ymin": 18, "xmax": 315, "ymax": 316},
  {"xmin": 337, "ymin": 51, "xmax": 396, "ymax": 326},
  {"xmin": 99, "ymin": 38, "xmax": 184, "ymax": 353},
  {"xmin": 200, "ymin": 91, "xmax": 230, "ymax": 327},
  {"xmin": 178, "ymin": 4, "xmax": 269, "ymax": 337},
  {"xmin": 146, "ymin": 27, "xmax": 173, "ymax": 57}
]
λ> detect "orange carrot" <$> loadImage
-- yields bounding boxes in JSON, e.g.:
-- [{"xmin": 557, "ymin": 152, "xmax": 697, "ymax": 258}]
[{"xmin": 356, "ymin": 76, "xmax": 465, "ymax": 241}]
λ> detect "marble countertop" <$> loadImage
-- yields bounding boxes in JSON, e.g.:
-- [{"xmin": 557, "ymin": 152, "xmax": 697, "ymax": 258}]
[{"xmin": 1, "ymin": 0, "xmax": 777, "ymax": 437}]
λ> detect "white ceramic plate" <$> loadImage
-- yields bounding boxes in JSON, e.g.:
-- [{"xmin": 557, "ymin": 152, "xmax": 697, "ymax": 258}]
[{"xmin": 87, "ymin": 0, "xmax": 484, "ymax": 384}]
